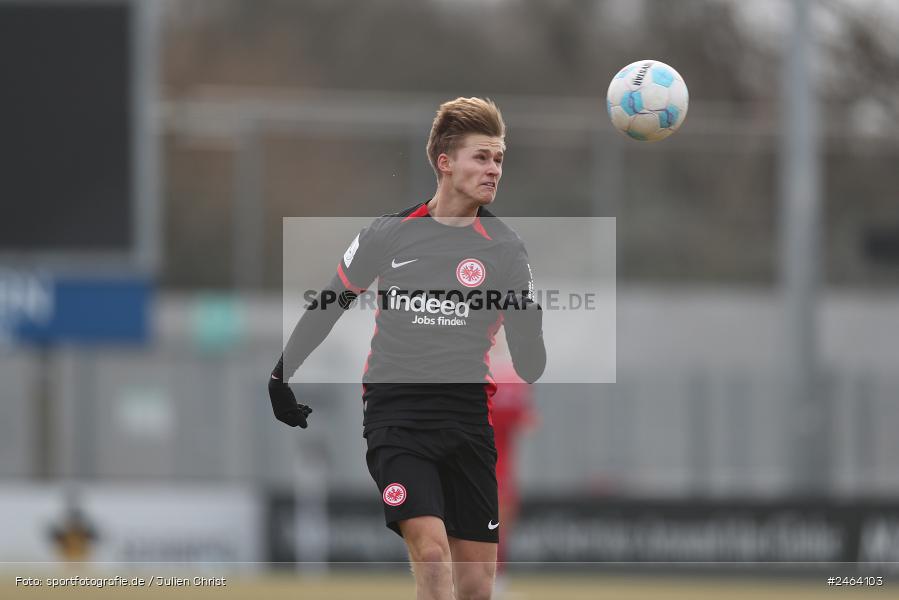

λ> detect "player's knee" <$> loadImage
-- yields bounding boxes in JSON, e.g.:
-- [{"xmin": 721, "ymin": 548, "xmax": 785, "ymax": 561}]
[
  {"xmin": 455, "ymin": 562, "xmax": 495, "ymax": 600},
  {"xmin": 409, "ymin": 542, "xmax": 450, "ymax": 564}
]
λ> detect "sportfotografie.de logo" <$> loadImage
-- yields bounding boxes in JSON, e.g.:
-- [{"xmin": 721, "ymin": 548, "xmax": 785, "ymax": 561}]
[{"xmin": 302, "ymin": 288, "xmax": 597, "ymax": 313}]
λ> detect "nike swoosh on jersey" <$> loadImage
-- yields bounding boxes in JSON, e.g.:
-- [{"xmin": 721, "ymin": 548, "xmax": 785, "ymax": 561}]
[
  {"xmin": 391, "ymin": 258, "xmax": 418, "ymax": 268},
  {"xmin": 488, "ymin": 520, "xmax": 499, "ymax": 530}
]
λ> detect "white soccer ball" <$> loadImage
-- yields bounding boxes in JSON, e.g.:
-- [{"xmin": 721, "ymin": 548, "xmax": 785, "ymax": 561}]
[{"xmin": 606, "ymin": 59, "xmax": 689, "ymax": 142}]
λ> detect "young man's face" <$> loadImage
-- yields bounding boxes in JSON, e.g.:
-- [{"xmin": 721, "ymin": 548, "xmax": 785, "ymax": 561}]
[{"xmin": 442, "ymin": 134, "xmax": 505, "ymax": 205}]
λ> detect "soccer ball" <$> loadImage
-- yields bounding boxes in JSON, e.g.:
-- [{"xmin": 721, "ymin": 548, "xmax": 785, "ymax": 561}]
[{"xmin": 606, "ymin": 59, "xmax": 689, "ymax": 142}]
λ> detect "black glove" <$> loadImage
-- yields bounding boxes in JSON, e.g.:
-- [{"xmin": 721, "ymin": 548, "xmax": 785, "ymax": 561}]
[
  {"xmin": 269, "ymin": 357, "xmax": 313, "ymax": 428},
  {"xmin": 502, "ymin": 291, "xmax": 543, "ymax": 340}
]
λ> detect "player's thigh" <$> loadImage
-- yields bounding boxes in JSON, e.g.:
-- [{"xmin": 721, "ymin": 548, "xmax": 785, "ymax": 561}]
[
  {"xmin": 448, "ymin": 537, "xmax": 497, "ymax": 564},
  {"xmin": 366, "ymin": 429, "xmax": 446, "ymax": 534},
  {"xmin": 442, "ymin": 429, "xmax": 499, "ymax": 543}
]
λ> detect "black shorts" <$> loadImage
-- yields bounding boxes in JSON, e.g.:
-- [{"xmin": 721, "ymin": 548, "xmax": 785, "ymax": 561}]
[{"xmin": 365, "ymin": 425, "xmax": 499, "ymax": 543}]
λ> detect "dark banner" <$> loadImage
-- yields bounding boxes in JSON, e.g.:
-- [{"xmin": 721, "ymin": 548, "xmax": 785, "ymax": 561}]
[
  {"xmin": 506, "ymin": 497, "xmax": 899, "ymax": 566},
  {"xmin": 267, "ymin": 493, "xmax": 899, "ymax": 567},
  {"xmin": 0, "ymin": 3, "xmax": 132, "ymax": 252}
]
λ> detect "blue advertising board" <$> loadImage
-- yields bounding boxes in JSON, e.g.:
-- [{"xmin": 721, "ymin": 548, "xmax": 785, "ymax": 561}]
[{"xmin": 3, "ymin": 273, "xmax": 152, "ymax": 345}]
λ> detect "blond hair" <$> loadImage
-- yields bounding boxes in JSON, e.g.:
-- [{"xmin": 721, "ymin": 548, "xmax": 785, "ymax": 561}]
[{"xmin": 426, "ymin": 97, "xmax": 505, "ymax": 179}]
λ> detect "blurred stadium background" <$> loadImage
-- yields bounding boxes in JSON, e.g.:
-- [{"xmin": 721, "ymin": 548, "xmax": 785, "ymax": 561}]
[{"xmin": 2, "ymin": 0, "xmax": 899, "ymax": 598}]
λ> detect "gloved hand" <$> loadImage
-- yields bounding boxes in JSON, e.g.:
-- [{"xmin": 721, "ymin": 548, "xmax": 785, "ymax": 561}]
[
  {"xmin": 502, "ymin": 291, "xmax": 543, "ymax": 340},
  {"xmin": 269, "ymin": 357, "xmax": 313, "ymax": 428}
]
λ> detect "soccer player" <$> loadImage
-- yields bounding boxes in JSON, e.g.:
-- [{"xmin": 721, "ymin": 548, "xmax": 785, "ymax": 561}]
[{"xmin": 269, "ymin": 97, "xmax": 545, "ymax": 600}]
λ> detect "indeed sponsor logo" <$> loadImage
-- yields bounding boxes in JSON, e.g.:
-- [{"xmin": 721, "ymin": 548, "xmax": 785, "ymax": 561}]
[{"xmin": 386, "ymin": 286, "xmax": 469, "ymax": 323}]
